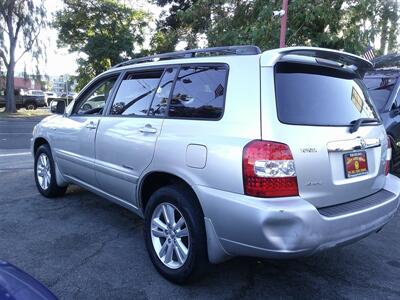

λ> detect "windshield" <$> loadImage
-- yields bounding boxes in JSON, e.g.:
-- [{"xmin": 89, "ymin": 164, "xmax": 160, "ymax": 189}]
[
  {"xmin": 275, "ymin": 62, "xmax": 379, "ymax": 126},
  {"xmin": 363, "ymin": 77, "xmax": 396, "ymax": 111}
]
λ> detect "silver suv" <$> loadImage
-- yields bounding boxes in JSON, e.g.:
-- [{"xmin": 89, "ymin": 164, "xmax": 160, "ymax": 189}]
[{"xmin": 32, "ymin": 46, "xmax": 400, "ymax": 283}]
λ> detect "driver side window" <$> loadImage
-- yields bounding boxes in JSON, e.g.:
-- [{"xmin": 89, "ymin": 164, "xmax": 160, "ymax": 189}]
[{"xmin": 75, "ymin": 76, "xmax": 118, "ymax": 115}]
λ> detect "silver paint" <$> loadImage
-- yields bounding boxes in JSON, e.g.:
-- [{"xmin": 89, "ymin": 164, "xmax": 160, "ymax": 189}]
[{"xmin": 32, "ymin": 47, "xmax": 400, "ymax": 265}]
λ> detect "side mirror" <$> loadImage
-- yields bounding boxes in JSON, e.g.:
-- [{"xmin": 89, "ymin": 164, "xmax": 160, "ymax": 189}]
[{"xmin": 50, "ymin": 100, "xmax": 66, "ymax": 115}]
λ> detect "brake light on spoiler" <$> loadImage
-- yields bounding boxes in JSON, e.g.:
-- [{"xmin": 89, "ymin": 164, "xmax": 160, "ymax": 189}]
[{"xmin": 243, "ymin": 140, "xmax": 299, "ymax": 197}]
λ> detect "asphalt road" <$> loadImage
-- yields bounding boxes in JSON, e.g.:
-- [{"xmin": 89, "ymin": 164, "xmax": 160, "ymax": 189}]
[
  {"xmin": 0, "ymin": 117, "xmax": 42, "ymax": 149},
  {"xmin": 0, "ymin": 117, "xmax": 400, "ymax": 300}
]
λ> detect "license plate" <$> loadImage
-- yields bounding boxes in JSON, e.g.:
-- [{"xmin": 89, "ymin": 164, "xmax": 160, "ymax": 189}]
[{"xmin": 344, "ymin": 151, "xmax": 368, "ymax": 178}]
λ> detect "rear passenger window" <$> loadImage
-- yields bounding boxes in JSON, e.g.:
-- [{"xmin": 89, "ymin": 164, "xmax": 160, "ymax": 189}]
[
  {"xmin": 169, "ymin": 65, "xmax": 227, "ymax": 119},
  {"xmin": 110, "ymin": 70, "xmax": 163, "ymax": 116}
]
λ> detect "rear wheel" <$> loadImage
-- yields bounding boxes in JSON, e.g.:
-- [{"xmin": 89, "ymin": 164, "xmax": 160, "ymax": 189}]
[
  {"xmin": 144, "ymin": 185, "xmax": 209, "ymax": 283},
  {"xmin": 25, "ymin": 102, "xmax": 37, "ymax": 110},
  {"xmin": 34, "ymin": 144, "xmax": 67, "ymax": 197}
]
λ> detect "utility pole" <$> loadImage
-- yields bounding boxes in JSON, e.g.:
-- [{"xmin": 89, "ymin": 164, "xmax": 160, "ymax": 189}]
[
  {"xmin": 279, "ymin": 0, "xmax": 289, "ymax": 48},
  {"xmin": 65, "ymin": 74, "xmax": 69, "ymax": 104}
]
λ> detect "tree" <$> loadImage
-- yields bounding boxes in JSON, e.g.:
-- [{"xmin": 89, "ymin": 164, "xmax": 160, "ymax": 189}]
[
  {"xmin": 54, "ymin": 0, "xmax": 150, "ymax": 90},
  {"xmin": 0, "ymin": 0, "xmax": 46, "ymax": 113},
  {"xmin": 150, "ymin": 0, "xmax": 199, "ymax": 52},
  {"xmin": 152, "ymin": 0, "xmax": 399, "ymax": 55},
  {"xmin": 381, "ymin": 0, "xmax": 399, "ymax": 53}
]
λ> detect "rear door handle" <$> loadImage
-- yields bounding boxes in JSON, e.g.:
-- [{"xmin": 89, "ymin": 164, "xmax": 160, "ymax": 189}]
[
  {"xmin": 139, "ymin": 124, "xmax": 157, "ymax": 134},
  {"xmin": 85, "ymin": 120, "xmax": 98, "ymax": 129}
]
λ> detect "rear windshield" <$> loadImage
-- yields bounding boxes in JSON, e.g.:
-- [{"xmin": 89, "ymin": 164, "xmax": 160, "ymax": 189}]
[
  {"xmin": 363, "ymin": 77, "xmax": 396, "ymax": 111},
  {"xmin": 275, "ymin": 62, "xmax": 379, "ymax": 126}
]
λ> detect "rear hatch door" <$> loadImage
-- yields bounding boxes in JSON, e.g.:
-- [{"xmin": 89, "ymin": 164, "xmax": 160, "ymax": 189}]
[{"xmin": 261, "ymin": 57, "xmax": 388, "ymax": 208}]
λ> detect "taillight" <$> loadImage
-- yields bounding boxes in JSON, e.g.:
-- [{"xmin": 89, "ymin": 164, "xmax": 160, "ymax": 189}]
[
  {"xmin": 243, "ymin": 140, "xmax": 299, "ymax": 197},
  {"xmin": 385, "ymin": 136, "xmax": 392, "ymax": 176}
]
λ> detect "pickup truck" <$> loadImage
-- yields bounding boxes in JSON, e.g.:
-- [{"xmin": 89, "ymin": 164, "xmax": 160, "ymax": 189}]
[{"xmin": 0, "ymin": 89, "xmax": 47, "ymax": 110}]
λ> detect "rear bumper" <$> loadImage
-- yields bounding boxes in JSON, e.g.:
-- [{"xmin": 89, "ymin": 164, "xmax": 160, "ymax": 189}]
[{"xmin": 197, "ymin": 174, "xmax": 400, "ymax": 263}]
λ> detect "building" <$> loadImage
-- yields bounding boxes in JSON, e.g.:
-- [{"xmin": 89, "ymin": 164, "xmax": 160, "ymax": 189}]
[
  {"xmin": 51, "ymin": 75, "xmax": 77, "ymax": 96},
  {"xmin": 0, "ymin": 76, "xmax": 42, "ymax": 91},
  {"xmin": 0, "ymin": 73, "xmax": 76, "ymax": 95}
]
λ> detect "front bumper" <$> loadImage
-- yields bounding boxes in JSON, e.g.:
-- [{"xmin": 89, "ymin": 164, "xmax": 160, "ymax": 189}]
[{"xmin": 197, "ymin": 174, "xmax": 400, "ymax": 263}]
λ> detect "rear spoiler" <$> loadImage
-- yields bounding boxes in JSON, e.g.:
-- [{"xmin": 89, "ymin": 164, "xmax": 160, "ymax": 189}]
[{"xmin": 261, "ymin": 47, "xmax": 373, "ymax": 77}]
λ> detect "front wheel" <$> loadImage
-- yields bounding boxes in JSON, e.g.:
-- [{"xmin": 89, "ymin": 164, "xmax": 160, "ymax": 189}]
[
  {"xmin": 34, "ymin": 144, "xmax": 67, "ymax": 197},
  {"xmin": 144, "ymin": 185, "xmax": 209, "ymax": 283}
]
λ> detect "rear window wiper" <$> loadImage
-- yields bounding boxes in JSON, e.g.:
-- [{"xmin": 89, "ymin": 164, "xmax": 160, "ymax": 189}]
[{"xmin": 349, "ymin": 118, "xmax": 380, "ymax": 133}]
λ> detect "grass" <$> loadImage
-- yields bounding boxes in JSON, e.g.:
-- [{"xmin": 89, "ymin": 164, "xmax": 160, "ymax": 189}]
[{"xmin": 0, "ymin": 107, "xmax": 51, "ymax": 118}]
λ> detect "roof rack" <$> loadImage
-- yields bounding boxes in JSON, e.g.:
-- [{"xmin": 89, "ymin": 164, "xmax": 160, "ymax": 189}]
[{"xmin": 112, "ymin": 45, "xmax": 261, "ymax": 69}]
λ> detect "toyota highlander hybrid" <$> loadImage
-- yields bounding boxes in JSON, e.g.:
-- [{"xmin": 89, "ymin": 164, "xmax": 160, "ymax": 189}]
[{"xmin": 31, "ymin": 46, "xmax": 400, "ymax": 283}]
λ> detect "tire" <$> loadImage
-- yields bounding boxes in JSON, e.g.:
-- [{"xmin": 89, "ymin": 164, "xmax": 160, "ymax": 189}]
[
  {"xmin": 34, "ymin": 144, "xmax": 68, "ymax": 197},
  {"xmin": 82, "ymin": 103, "xmax": 92, "ymax": 111},
  {"xmin": 390, "ymin": 137, "xmax": 400, "ymax": 175},
  {"xmin": 25, "ymin": 102, "xmax": 37, "ymax": 110},
  {"xmin": 144, "ymin": 184, "xmax": 209, "ymax": 283}
]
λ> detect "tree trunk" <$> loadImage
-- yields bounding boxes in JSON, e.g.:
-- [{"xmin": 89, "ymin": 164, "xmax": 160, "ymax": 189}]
[
  {"xmin": 380, "ymin": 2, "xmax": 390, "ymax": 54},
  {"xmin": 388, "ymin": 1, "xmax": 398, "ymax": 53},
  {"xmin": 5, "ymin": 39, "xmax": 16, "ymax": 113}
]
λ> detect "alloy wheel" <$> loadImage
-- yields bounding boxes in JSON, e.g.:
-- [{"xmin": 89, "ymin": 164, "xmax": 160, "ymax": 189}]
[
  {"xmin": 150, "ymin": 202, "xmax": 190, "ymax": 269},
  {"xmin": 36, "ymin": 153, "xmax": 51, "ymax": 190}
]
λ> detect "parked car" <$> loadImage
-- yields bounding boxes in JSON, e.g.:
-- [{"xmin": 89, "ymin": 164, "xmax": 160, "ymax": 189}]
[
  {"xmin": 45, "ymin": 92, "xmax": 58, "ymax": 106},
  {"xmin": 0, "ymin": 260, "xmax": 57, "ymax": 300},
  {"xmin": 0, "ymin": 89, "xmax": 46, "ymax": 110},
  {"xmin": 27, "ymin": 90, "xmax": 46, "ymax": 97},
  {"xmin": 32, "ymin": 46, "xmax": 400, "ymax": 283},
  {"xmin": 79, "ymin": 94, "xmax": 106, "ymax": 112},
  {"xmin": 60, "ymin": 92, "xmax": 75, "ymax": 100},
  {"xmin": 27, "ymin": 90, "xmax": 48, "ymax": 106},
  {"xmin": 59, "ymin": 92, "xmax": 75, "ymax": 106},
  {"xmin": 363, "ymin": 63, "xmax": 400, "ymax": 174}
]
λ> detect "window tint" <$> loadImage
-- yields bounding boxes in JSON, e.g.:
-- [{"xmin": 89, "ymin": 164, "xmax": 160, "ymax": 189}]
[
  {"xmin": 363, "ymin": 77, "xmax": 396, "ymax": 111},
  {"xmin": 149, "ymin": 68, "xmax": 177, "ymax": 117},
  {"xmin": 110, "ymin": 70, "xmax": 163, "ymax": 116},
  {"xmin": 76, "ymin": 76, "xmax": 117, "ymax": 115},
  {"xmin": 169, "ymin": 65, "xmax": 227, "ymax": 119},
  {"xmin": 275, "ymin": 62, "xmax": 379, "ymax": 126}
]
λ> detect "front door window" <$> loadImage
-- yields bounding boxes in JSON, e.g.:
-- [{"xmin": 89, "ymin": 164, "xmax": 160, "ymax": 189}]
[{"xmin": 75, "ymin": 77, "xmax": 118, "ymax": 115}]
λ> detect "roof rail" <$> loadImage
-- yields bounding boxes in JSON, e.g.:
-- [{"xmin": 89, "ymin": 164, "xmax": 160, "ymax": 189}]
[{"xmin": 112, "ymin": 45, "xmax": 261, "ymax": 69}]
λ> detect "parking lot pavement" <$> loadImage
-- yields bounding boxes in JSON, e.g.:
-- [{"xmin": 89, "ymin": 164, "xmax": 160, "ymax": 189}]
[
  {"xmin": 0, "ymin": 116, "xmax": 45, "ymax": 149},
  {"xmin": 1, "ymin": 119, "xmax": 400, "ymax": 299}
]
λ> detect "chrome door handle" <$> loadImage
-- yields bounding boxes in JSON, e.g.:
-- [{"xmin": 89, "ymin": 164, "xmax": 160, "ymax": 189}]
[
  {"xmin": 85, "ymin": 120, "xmax": 98, "ymax": 129},
  {"xmin": 139, "ymin": 124, "xmax": 157, "ymax": 134}
]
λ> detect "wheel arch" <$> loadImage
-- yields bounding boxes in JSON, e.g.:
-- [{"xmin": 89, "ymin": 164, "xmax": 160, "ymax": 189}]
[
  {"xmin": 33, "ymin": 136, "xmax": 68, "ymax": 187},
  {"xmin": 138, "ymin": 170, "xmax": 230, "ymax": 264},
  {"xmin": 33, "ymin": 137, "xmax": 49, "ymax": 154},
  {"xmin": 138, "ymin": 171, "xmax": 203, "ymax": 214}
]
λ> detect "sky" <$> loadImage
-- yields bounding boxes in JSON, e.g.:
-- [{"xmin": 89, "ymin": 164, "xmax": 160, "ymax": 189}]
[
  {"xmin": 16, "ymin": 0, "xmax": 162, "ymax": 77},
  {"xmin": 16, "ymin": 0, "xmax": 76, "ymax": 76}
]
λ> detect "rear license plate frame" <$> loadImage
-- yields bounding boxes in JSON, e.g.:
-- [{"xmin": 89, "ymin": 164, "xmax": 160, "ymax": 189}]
[{"xmin": 343, "ymin": 151, "xmax": 369, "ymax": 178}]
